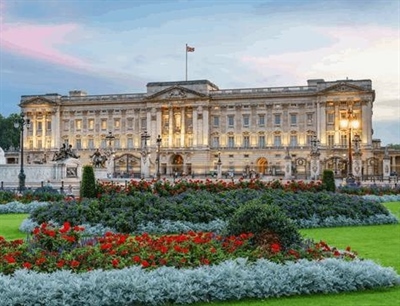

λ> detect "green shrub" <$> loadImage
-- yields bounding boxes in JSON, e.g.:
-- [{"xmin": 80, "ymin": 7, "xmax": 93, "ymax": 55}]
[
  {"xmin": 225, "ymin": 200, "xmax": 302, "ymax": 249},
  {"xmin": 322, "ymin": 169, "xmax": 336, "ymax": 192},
  {"xmin": 80, "ymin": 165, "xmax": 97, "ymax": 198}
]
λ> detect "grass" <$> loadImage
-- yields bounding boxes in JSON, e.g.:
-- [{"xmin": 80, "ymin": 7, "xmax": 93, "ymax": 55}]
[
  {"xmin": 0, "ymin": 203, "xmax": 399, "ymax": 306},
  {"xmin": 0, "ymin": 213, "xmax": 28, "ymax": 240}
]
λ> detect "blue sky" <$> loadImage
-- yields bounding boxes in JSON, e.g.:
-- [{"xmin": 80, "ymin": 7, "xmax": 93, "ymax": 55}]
[{"xmin": 0, "ymin": 0, "xmax": 399, "ymax": 145}]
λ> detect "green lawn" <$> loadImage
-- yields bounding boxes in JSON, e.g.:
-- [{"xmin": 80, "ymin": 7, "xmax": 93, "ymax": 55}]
[
  {"xmin": 0, "ymin": 213, "xmax": 28, "ymax": 240},
  {"xmin": 0, "ymin": 203, "xmax": 399, "ymax": 306}
]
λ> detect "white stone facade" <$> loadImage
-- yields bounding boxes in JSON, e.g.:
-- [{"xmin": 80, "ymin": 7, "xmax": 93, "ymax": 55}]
[{"xmin": 15, "ymin": 78, "xmax": 386, "ymax": 180}]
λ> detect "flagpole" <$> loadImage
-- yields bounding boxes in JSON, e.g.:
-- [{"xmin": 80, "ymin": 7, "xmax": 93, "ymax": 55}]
[{"xmin": 185, "ymin": 43, "xmax": 188, "ymax": 81}]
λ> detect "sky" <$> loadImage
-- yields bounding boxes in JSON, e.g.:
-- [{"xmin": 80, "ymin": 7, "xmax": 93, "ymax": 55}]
[{"xmin": 0, "ymin": 0, "xmax": 399, "ymax": 145}]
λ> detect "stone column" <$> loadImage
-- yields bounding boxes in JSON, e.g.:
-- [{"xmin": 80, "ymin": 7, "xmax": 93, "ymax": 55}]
[
  {"xmin": 383, "ymin": 148, "xmax": 391, "ymax": 179},
  {"xmin": 181, "ymin": 107, "xmax": 185, "ymax": 147},
  {"xmin": 217, "ymin": 153, "xmax": 222, "ymax": 179},
  {"xmin": 284, "ymin": 147, "xmax": 292, "ymax": 179}
]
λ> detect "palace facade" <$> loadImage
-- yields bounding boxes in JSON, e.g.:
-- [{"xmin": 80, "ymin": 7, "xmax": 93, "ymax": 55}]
[{"xmin": 15, "ymin": 78, "xmax": 399, "ymax": 180}]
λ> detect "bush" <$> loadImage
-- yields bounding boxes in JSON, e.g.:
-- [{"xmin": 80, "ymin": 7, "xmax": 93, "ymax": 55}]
[
  {"xmin": 225, "ymin": 200, "xmax": 302, "ymax": 249},
  {"xmin": 322, "ymin": 169, "xmax": 336, "ymax": 192},
  {"xmin": 80, "ymin": 165, "xmax": 97, "ymax": 198}
]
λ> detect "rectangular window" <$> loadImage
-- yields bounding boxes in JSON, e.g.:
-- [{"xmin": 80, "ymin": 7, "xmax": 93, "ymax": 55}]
[
  {"xmin": 213, "ymin": 116, "xmax": 220, "ymax": 127},
  {"xmin": 212, "ymin": 137, "xmax": 219, "ymax": 148},
  {"xmin": 258, "ymin": 115, "xmax": 265, "ymax": 126},
  {"xmin": 101, "ymin": 119, "xmax": 107, "ymax": 130},
  {"xmin": 243, "ymin": 136, "xmax": 250, "ymax": 148},
  {"xmin": 63, "ymin": 120, "xmax": 69, "ymax": 131},
  {"xmin": 127, "ymin": 138, "xmax": 134, "ymax": 149},
  {"xmin": 307, "ymin": 113, "xmax": 313, "ymax": 125},
  {"xmin": 341, "ymin": 134, "xmax": 347, "ymax": 147},
  {"xmin": 258, "ymin": 135, "xmax": 265, "ymax": 148},
  {"xmin": 37, "ymin": 139, "xmax": 42, "ymax": 149},
  {"xmin": 75, "ymin": 120, "xmax": 82, "ymax": 131},
  {"xmin": 114, "ymin": 119, "xmax": 120, "ymax": 129},
  {"xmin": 327, "ymin": 113, "xmax": 334, "ymax": 124},
  {"xmin": 187, "ymin": 136, "xmax": 193, "ymax": 147},
  {"xmin": 114, "ymin": 139, "xmax": 120, "ymax": 149},
  {"xmin": 228, "ymin": 136, "xmax": 235, "ymax": 148},
  {"xmin": 37, "ymin": 121, "xmax": 43, "ymax": 131},
  {"xmin": 290, "ymin": 114, "xmax": 297, "ymax": 126},
  {"xmin": 274, "ymin": 114, "xmax": 281, "ymax": 125},
  {"xmin": 141, "ymin": 118, "xmax": 147, "ymax": 130},
  {"xmin": 46, "ymin": 121, "xmax": 51, "ymax": 130},
  {"xmin": 88, "ymin": 119, "xmax": 94, "ymax": 130},
  {"xmin": 306, "ymin": 134, "xmax": 313, "ymax": 145},
  {"xmin": 100, "ymin": 139, "xmax": 106, "ymax": 149},
  {"xmin": 290, "ymin": 135, "xmax": 298, "ymax": 147},
  {"xmin": 328, "ymin": 135, "xmax": 334, "ymax": 147},
  {"xmin": 274, "ymin": 135, "xmax": 281, "ymax": 147},
  {"xmin": 228, "ymin": 115, "xmax": 235, "ymax": 128},
  {"xmin": 88, "ymin": 139, "xmax": 94, "ymax": 149},
  {"xmin": 76, "ymin": 139, "xmax": 82, "ymax": 150},
  {"xmin": 243, "ymin": 115, "xmax": 250, "ymax": 127},
  {"xmin": 127, "ymin": 118, "xmax": 133, "ymax": 129}
]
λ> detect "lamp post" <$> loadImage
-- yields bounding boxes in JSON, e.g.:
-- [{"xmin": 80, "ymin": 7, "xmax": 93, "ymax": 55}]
[
  {"xmin": 141, "ymin": 131, "xmax": 151, "ymax": 179},
  {"xmin": 340, "ymin": 108, "xmax": 360, "ymax": 186},
  {"xmin": 156, "ymin": 135, "xmax": 162, "ymax": 180},
  {"xmin": 105, "ymin": 131, "xmax": 115, "ymax": 153},
  {"xmin": 14, "ymin": 114, "xmax": 31, "ymax": 193}
]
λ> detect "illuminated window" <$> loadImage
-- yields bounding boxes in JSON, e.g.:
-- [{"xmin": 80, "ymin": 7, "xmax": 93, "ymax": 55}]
[
  {"xmin": 114, "ymin": 119, "xmax": 120, "ymax": 129},
  {"xmin": 88, "ymin": 119, "xmax": 94, "ymax": 130},
  {"xmin": 75, "ymin": 120, "xmax": 82, "ymax": 131},
  {"xmin": 101, "ymin": 119, "xmax": 107, "ymax": 130},
  {"xmin": 328, "ymin": 135, "xmax": 334, "ymax": 147}
]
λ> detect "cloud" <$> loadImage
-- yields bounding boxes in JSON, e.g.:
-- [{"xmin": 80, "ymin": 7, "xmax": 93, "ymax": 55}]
[{"xmin": 0, "ymin": 20, "xmax": 87, "ymax": 67}]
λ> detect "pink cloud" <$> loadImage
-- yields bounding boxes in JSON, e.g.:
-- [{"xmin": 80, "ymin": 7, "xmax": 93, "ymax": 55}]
[{"xmin": 0, "ymin": 21, "xmax": 87, "ymax": 67}]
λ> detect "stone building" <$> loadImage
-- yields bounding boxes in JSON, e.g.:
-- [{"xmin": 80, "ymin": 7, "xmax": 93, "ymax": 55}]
[{"xmin": 15, "ymin": 78, "xmax": 399, "ymax": 180}]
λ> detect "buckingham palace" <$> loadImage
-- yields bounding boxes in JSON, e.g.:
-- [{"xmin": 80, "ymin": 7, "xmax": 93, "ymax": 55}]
[{"xmin": 14, "ymin": 78, "xmax": 399, "ymax": 180}]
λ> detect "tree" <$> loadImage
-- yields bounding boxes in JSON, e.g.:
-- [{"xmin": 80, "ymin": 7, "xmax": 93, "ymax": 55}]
[
  {"xmin": 80, "ymin": 165, "xmax": 97, "ymax": 198},
  {"xmin": 0, "ymin": 113, "xmax": 22, "ymax": 150}
]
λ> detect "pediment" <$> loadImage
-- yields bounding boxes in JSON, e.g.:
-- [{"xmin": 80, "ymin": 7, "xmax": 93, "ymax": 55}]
[
  {"xmin": 146, "ymin": 85, "xmax": 207, "ymax": 100},
  {"xmin": 20, "ymin": 96, "xmax": 59, "ymax": 106},
  {"xmin": 320, "ymin": 82, "xmax": 367, "ymax": 93}
]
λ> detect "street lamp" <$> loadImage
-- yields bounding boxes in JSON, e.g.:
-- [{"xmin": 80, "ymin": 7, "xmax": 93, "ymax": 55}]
[
  {"xmin": 105, "ymin": 131, "xmax": 115, "ymax": 153},
  {"xmin": 340, "ymin": 108, "xmax": 360, "ymax": 186},
  {"xmin": 156, "ymin": 135, "xmax": 162, "ymax": 180},
  {"xmin": 14, "ymin": 114, "xmax": 31, "ymax": 193}
]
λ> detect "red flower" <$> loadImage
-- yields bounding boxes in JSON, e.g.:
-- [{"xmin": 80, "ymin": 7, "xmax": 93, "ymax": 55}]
[
  {"xmin": 132, "ymin": 255, "xmax": 141, "ymax": 263},
  {"xmin": 4, "ymin": 255, "xmax": 16, "ymax": 264},
  {"xmin": 111, "ymin": 259, "xmax": 119, "ymax": 267},
  {"xmin": 141, "ymin": 260, "xmax": 150, "ymax": 268},
  {"xmin": 23, "ymin": 262, "xmax": 32, "ymax": 269},
  {"xmin": 270, "ymin": 243, "xmax": 281, "ymax": 253},
  {"xmin": 70, "ymin": 260, "xmax": 80, "ymax": 268}
]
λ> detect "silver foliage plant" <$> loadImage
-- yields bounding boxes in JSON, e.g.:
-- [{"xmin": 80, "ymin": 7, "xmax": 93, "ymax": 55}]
[{"xmin": 0, "ymin": 258, "xmax": 398, "ymax": 306}]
